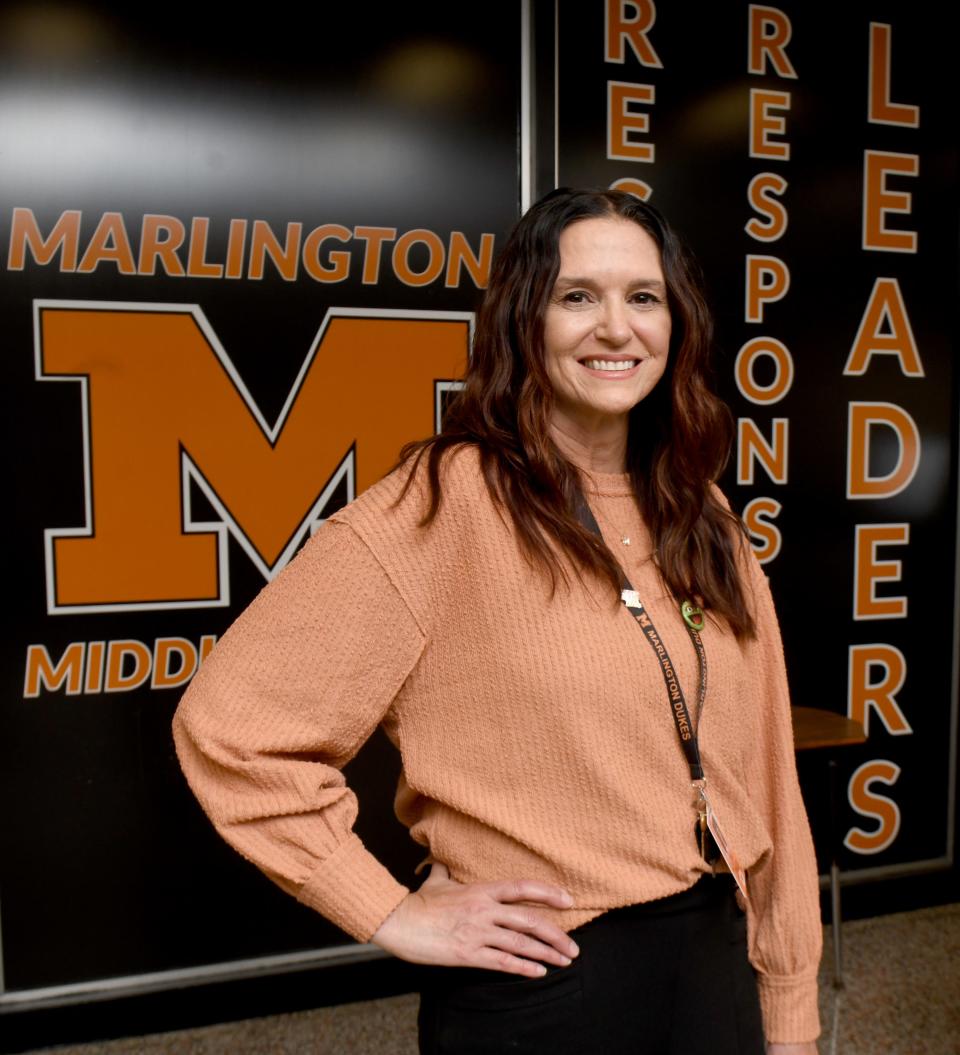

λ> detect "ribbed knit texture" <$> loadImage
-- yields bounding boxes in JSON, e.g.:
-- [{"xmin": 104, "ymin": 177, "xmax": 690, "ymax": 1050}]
[{"xmin": 173, "ymin": 445, "xmax": 822, "ymax": 1044}]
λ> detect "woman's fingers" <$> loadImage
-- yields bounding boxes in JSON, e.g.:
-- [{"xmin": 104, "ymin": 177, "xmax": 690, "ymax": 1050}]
[
  {"xmin": 486, "ymin": 877, "xmax": 575, "ymax": 909},
  {"xmin": 370, "ymin": 870, "xmax": 581, "ymax": 976},
  {"xmin": 494, "ymin": 907, "xmax": 580, "ymax": 960},
  {"xmin": 486, "ymin": 921, "xmax": 575, "ymax": 967},
  {"xmin": 469, "ymin": 946, "xmax": 554, "ymax": 978}
]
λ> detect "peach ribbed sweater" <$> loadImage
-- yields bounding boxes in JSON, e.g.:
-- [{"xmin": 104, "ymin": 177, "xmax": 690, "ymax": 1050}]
[{"xmin": 173, "ymin": 446, "xmax": 822, "ymax": 1044}]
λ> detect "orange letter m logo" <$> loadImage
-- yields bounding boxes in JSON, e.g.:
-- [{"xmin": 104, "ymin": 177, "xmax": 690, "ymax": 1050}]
[{"xmin": 35, "ymin": 301, "xmax": 470, "ymax": 613}]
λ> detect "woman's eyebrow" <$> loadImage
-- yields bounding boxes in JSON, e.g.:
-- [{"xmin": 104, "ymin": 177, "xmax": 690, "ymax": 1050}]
[{"xmin": 554, "ymin": 276, "xmax": 667, "ymax": 293}]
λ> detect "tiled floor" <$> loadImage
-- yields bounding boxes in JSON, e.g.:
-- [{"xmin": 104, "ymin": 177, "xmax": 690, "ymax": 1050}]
[{"xmin": 21, "ymin": 902, "xmax": 960, "ymax": 1055}]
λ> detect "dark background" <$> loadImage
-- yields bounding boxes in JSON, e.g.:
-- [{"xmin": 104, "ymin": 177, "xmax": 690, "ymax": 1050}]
[{"xmin": 1, "ymin": 1, "xmax": 957, "ymax": 1049}]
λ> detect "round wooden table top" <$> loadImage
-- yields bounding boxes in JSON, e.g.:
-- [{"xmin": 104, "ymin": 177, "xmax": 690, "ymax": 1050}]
[{"xmin": 792, "ymin": 706, "xmax": 867, "ymax": 751}]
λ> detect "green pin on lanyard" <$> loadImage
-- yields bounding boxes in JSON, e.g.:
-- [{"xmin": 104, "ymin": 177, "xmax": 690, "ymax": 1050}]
[{"xmin": 680, "ymin": 600, "xmax": 705, "ymax": 631}]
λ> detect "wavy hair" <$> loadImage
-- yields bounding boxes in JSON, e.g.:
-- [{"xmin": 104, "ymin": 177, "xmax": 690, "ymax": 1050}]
[{"xmin": 396, "ymin": 187, "xmax": 754, "ymax": 638}]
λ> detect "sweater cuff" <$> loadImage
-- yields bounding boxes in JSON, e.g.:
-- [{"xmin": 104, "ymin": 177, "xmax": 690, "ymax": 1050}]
[
  {"xmin": 296, "ymin": 834, "xmax": 410, "ymax": 942},
  {"xmin": 756, "ymin": 971, "xmax": 821, "ymax": 1044}
]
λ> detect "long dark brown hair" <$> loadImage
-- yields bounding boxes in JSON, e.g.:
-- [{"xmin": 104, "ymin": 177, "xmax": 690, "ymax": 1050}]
[{"xmin": 396, "ymin": 187, "xmax": 755, "ymax": 639}]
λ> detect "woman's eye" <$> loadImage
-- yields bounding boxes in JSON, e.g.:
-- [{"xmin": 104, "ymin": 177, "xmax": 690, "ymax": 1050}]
[
  {"xmin": 630, "ymin": 291, "xmax": 660, "ymax": 306},
  {"xmin": 561, "ymin": 290, "xmax": 590, "ymax": 304}
]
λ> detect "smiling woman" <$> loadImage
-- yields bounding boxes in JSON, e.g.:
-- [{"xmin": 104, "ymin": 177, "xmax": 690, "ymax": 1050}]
[
  {"xmin": 397, "ymin": 188, "xmax": 756, "ymax": 634},
  {"xmin": 543, "ymin": 217, "xmax": 672, "ymax": 465},
  {"xmin": 174, "ymin": 188, "xmax": 822, "ymax": 1055}
]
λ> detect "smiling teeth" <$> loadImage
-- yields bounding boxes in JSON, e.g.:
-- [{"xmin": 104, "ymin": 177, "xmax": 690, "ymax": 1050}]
[{"xmin": 583, "ymin": 359, "xmax": 639, "ymax": 371}]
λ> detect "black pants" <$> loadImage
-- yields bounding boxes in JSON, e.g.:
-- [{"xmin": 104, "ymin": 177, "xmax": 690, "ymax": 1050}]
[{"xmin": 417, "ymin": 874, "xmax": 765, "ymax": 1055}]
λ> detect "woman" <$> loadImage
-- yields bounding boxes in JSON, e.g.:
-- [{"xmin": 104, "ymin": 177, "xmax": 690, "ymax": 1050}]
[{"xmin": 174, "ymin": 188, "xmax": 821, "ymax": 1054}]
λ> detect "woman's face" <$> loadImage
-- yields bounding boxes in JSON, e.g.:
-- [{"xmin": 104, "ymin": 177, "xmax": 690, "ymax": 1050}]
[{"xmin": 542, "ymin": 216, "xmax": 672, "ymax": 435}]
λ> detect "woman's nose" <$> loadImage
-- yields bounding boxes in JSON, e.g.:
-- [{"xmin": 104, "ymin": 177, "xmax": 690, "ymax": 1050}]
[{"xmin": 595, "ymin": 300, "xmax": 631, "ymax": 344}]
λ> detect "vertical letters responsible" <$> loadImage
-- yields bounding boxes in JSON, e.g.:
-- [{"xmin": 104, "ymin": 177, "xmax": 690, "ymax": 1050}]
[
  {"xmin": 607, "ymin": 82, "xmax": 656, "ymax": 162},
  {"xmin": 747, "ymin": 5, "xmax": 798, "ymax": 78},
  {"xmin": 743, "ymin": 497, "xmax": 783, "ymax": 563},
  {"xmin": 749, "ymin": 90, "xmax": 791, "ymax": 160},
  {"xmin": 605, "ymin": 0, "xmax": 663, "ymax": 67},
  {"xmin": 737, "ymin": 418, "xmax": 789, "ymax": 485}
]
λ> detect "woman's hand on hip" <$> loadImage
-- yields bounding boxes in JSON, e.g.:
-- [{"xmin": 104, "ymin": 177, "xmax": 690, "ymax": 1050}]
[
  {"xmin": 370, "ymin": 862, "xmax": 580, "ymax": 977},
  {"xmin": 766, "ymin": 1043, "xmax": 819, "ymax": 1054}
]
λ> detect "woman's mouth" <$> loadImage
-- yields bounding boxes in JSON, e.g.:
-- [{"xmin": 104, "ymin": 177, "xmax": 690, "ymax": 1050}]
[{"xmin": 579, "ymin": 358, "xmax": 641, "ymax": 374}]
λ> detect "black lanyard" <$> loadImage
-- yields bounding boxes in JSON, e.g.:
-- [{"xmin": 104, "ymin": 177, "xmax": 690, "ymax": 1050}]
[{"xmin": 576, "ymin": 498, "xmax": 707, "ymax": 783}]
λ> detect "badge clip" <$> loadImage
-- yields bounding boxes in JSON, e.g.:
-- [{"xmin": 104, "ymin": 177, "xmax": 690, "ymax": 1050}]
[{"xmin": 621, "ymin": 589, "xmax": 642, "ymax": 609}]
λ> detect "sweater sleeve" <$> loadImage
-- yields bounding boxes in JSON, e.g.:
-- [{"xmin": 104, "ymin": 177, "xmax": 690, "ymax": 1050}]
[
  {"xmin": 741, "ymin": 552, "xmax": 823, "ymax": 1043},
  {"xmin": 172, "ymin": 518, "xmax": 426, "ymax": 942}
]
